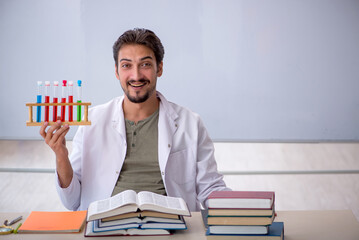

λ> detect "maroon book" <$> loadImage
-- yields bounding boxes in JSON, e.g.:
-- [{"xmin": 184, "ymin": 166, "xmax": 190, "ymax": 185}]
[{"xmin": 207, "ymin": 191, "xmax": 275, "ymax": 209}]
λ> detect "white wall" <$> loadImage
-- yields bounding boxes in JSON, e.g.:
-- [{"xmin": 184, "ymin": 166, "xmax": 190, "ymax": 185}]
[{"xmin": 1, "ymin": 0, "xmax": 359, "ymax": 141}]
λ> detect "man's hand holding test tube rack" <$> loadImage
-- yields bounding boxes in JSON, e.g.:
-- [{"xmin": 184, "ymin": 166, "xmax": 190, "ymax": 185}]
[{"xmin": 26, "ymin": 80, "xmax": 91, "ymax": 126}]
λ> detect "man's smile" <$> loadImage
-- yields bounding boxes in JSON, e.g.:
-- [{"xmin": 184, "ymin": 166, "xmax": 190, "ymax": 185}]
[{"xmin": 128, "ymin": 80, "xmax": 149, "ymax": 88}]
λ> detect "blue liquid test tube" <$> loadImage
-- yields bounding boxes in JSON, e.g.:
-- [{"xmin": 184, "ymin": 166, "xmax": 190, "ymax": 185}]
[{"xmin": 36, "ymin": 81, "xmax": 43, "ymax": 122}]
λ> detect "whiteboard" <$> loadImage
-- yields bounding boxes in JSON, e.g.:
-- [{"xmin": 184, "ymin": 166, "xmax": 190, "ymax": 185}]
[{"xmin": 1, "ymin": 0, "xmax": 358, "ymax": 141}]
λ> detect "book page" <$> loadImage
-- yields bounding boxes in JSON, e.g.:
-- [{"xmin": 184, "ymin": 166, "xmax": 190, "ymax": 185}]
[
  {"xmin": 137, "ymin": 191, "xmax": 187, "ymax": 211},
  {"xmin": 110, "ymin": 190, "xmax": 138, "ymax": 209},
  {"xmin": 89, "ymin": 190, "xmax": 137, "ymax": 215}
]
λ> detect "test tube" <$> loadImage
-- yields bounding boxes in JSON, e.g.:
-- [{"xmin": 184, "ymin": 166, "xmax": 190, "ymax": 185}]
[
  {"xmin": 61, "ymin": 80, "xmax": 67, "ymax": 122},
  {"xmin": 68, "ymin": 81, "xmax": 73, "ymax": 122},
  {"xmin": 77, "ymin": 80, "xmax": 82, "ymax": 122},
  {"xmin": 36, "ymin": 81, "xmax": 43, "ymax": 122},
  {"xmin": 44, "ymin": 81, "xmax": 50, "ymax": 122},
  {"xmin": 53, "ymin": 81, "xmax": 59, "ymax": 122}
]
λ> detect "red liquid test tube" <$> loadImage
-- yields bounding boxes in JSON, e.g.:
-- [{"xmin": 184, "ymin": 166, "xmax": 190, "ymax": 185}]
[
  {"xmin": 68, "ymin": 81, "xmax": 73, "ymax": 122},
  {"xmin": 53, "ymin": 81, "xmax": 59, "ymax": 122},
  {"xmin": 44, "ymin": 81, "xmax": 50, "ymax": 122},
  {"xmin": 61, "ymin": 80, "xmax": 67, "ymax": 122}
]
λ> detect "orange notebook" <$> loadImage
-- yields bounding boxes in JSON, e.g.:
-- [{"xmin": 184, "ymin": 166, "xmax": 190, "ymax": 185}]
[{"xmin": 18, "ymin": 211, "xmax": 87, "ymax": 233}]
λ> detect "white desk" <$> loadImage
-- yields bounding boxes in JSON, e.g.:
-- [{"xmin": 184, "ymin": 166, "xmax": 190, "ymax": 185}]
[{"xmin": 1, "ymin": 210, "xmax": 359, "ymax": 239}]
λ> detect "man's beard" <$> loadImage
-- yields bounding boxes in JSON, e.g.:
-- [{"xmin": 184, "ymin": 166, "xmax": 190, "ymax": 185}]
[{"xmin": 124, "ymin": 79, "xmax": 156, "ymax": 103}]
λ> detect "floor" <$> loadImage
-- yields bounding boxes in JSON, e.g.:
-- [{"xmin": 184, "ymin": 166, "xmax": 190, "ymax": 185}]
[{"xmin": 0, "ymin": 140, "xmax": 358, "ymax": 221}]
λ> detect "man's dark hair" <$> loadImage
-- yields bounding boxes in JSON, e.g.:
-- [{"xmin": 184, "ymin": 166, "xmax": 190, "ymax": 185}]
[{"xmin": 113, "ymin": 28, "xmax": 165, "ymax": 68}]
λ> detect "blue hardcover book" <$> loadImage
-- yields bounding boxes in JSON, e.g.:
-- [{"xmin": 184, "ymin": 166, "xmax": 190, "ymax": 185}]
[{"xmin": 206, "ymin": 222, "xmax": 284, "ymax": 240}]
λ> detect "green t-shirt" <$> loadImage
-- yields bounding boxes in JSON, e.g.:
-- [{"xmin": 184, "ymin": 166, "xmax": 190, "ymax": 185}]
[{"xmin": 111, "ymin": 109, "xmax": 166, "ymax": 196}]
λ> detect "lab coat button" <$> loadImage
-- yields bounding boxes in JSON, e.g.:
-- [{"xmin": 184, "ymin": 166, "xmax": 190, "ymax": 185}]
[
  {"xmin": 161, "ymin": 172, "xmax": 165, "ymax": 175},
  {"xmin": 168, "ymin": 144, "xmax": 171, "ymax": 148}
]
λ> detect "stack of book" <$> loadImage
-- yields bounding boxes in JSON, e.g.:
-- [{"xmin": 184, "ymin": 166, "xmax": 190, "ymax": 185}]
[
  {"xmin": 85, "ymin": 190, "xmax": 191, "ymax": 237},
  {"xmin": 203, "ymin": 191, "xmax": 284, "ymax": 240}
]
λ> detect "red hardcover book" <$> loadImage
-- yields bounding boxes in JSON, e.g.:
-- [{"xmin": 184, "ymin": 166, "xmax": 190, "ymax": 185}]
[{"xmin": 207, "ymin": 191, "xmax": 275, "ymax": 209}]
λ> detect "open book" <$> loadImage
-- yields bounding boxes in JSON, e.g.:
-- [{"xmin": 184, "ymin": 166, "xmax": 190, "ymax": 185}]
[
  {"xmin": 87, "ymin": 190, "xmax": 190, "ymax": 221},
  {"xmin": 102, "ymin": 210, "xmax": 180, "ymax": 221}
]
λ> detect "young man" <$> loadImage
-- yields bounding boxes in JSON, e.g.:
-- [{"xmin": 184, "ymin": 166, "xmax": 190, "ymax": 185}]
[{"xmin": 40, "ymin": 28, "xmax": 230, "ymax": 211}]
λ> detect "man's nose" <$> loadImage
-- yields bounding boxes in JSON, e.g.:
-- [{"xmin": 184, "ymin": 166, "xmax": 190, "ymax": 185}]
[{"xmin": 131, "ymin": 66, "xmax": 142, "ymax": 81}]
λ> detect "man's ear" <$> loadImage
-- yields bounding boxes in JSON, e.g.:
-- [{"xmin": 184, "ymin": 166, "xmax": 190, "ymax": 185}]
[
  {"xmin": 115, "ymin": 64, "xmax": 120, "ymax": 80},
  {"xmin": 157, "ymin": 61, "xmax": 163, "ymax": 77}
]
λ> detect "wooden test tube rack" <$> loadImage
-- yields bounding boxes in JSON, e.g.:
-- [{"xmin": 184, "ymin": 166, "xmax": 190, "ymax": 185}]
[{"xmin": 26, "ymin": 102, "xmax": 92, "ymax": 126}]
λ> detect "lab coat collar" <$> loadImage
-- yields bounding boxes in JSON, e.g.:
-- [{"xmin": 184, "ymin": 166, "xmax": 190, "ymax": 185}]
[{"xmin": 156, "ymin": 91, "xmax": 179, "ymax": 121}]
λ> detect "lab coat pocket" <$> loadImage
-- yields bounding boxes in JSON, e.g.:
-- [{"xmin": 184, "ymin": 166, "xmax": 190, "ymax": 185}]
[{"xmin": 167, "ymin": 149, "xmax": 196, "ymax": 184}]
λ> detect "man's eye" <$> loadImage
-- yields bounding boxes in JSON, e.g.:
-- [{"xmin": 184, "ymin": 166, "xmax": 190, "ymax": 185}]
[
  {"xmin": 122, "ymin": 64, "xmax": 130, "ymax": 68},
  {"xmin": 142, "ymin": 62, "xmax": 151, "ymax": 67}
]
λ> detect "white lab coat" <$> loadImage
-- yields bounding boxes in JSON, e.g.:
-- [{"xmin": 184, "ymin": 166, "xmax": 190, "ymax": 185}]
[{"xmin": 56, "ymin": 92, "xmax": 230, "ymax": 211}]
